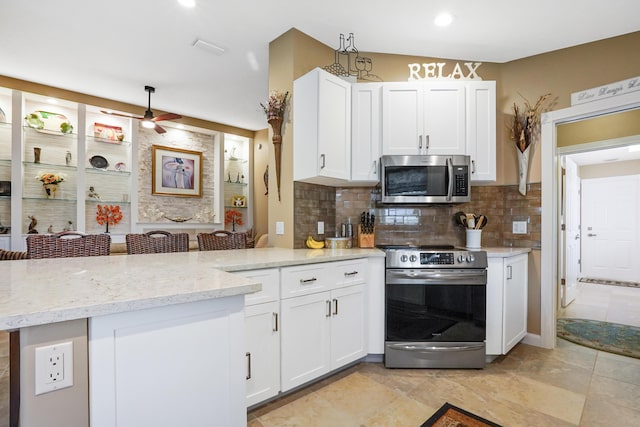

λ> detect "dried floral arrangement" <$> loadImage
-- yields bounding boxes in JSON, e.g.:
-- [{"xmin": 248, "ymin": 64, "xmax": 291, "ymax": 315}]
[
  {"xmin": 260, "ymin": 91, "xmax": 289, "ymax": 121},
  {"xmin": 36, "ymin": 172, "xmax": 64, "ymax": 185},
  {"xmin": 96, "ymin": 204, "xmax": 123, "ymax": 233},
  {"xmin": 509, "ymin": 93, "xmax": 551, "ymax": 153}
]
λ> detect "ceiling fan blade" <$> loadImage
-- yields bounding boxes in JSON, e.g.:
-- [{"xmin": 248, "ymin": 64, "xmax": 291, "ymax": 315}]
[
  {"xmin": 154, "ymin": 123, "xmax": 167, "ymax": 134},
  {"xmin": 153, "ymin": 113, "xmax": 182, "ymax": 122},
  {"xmin": 100, "ymin": 110, "xmax": 144, "ymax": 120}
]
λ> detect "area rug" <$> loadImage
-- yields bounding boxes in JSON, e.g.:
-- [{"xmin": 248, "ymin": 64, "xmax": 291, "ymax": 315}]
[
  {"xmin": 578, "ymin": 277, "xmax": 639, "ymax": 288},
  {"xmin": 557, "ymin": 318, "xmax": 640, "ymax": 359},
  {"xmin": 421, "ymin": 402, "xmax": 502, "ymax": 427}
]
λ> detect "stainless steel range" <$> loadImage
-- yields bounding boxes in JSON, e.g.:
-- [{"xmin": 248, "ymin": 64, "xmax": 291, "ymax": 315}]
[{"xmin": 380, "ymin": 245, "xmax": 488, "ymax": 369}]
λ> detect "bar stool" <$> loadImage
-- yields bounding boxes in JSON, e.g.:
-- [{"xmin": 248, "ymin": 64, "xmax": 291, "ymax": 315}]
[
  {"xmin": 26, "ymin": 231, "xmax": 111, "ymax": 259},
  {"xmin": 196, "ymin": 230, "xmax": 247, "ymax": 251},
  {"xmin": 126, "ymin": 230, "xmax": 190, "ymax": 254}
]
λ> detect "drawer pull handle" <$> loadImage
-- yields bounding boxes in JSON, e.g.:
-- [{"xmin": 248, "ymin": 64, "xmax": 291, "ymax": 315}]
[
  {"xmin": 326, "ymin": 300, "xmax": 332, "ymax": 317},
  {"xmin": 300, "ymin": 277, "xmax": 317, "ymax": 284},
  {"xmin": 333, "ymin": 298, "xmax": 338, "ymax": 315},
  {"xmin": 273, "ymin": 312, "xmax": 279, "ymax": 332},
  {"xmin": 344, "ymin": 271, "xmax": 358, "ymax": 277},
  {"xmin": 507, "ymin": 265, "xmax": 513, "ymax": 280},
  {"xmin": 246, "ymin": 352, "xmax": 252, "ymax": 380}
]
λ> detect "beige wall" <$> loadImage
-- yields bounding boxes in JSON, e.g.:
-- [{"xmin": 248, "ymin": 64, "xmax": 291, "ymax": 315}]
[
  {"xmin": 580, "ymin": 159, "xmax": 640, "ymax": 179},
  {"xmin": 19, "ymin": 320, "xmax": 89, "ymax": 427}
]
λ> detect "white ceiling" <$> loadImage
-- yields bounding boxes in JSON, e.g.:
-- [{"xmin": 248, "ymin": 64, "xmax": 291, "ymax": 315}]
[
  {"xmin": 1, "ymin": 0, "xmax": 639, "ymax": 131},
  {"xmin": 567, "ymin": 143, "xmax": 640, "ymax": 166}
]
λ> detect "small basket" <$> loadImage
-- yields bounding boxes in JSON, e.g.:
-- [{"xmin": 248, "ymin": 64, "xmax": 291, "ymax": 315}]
[{"xmin": 357, "ymin": 225, "xmax": 375, "ymax": 248}]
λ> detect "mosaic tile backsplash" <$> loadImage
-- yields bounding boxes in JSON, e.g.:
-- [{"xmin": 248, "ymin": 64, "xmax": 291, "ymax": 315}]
[{"xmin": 293, "ymin": 182, "xmax": 541, "ymax": 249}]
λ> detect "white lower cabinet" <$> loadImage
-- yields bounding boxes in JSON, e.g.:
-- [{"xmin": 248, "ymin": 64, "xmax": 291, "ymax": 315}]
[
  {"xmin": 280, "ymin": 260, "xmax": 368, "ymax": 392},
  {"xmin": 486, "ymin": 253, "xmax": 529, "ymax": 355},
  {"xmin": 239, "ymin": 268, "xmax": 281, "ymax": 407}
]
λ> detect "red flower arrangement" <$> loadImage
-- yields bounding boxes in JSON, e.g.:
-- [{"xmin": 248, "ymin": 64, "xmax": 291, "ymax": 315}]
[
  {"xmin": 96, "ymin": 205, "xmax": 123, "ymax": 233},
  {"xmin": 225, "ymin": 209, "xmax": 243, "ymax": 232}
]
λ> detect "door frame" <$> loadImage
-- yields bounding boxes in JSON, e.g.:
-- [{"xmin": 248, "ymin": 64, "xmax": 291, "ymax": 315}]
[{"xmin": 540, "ymin": 91, "xmax": 640, "ymax": 349}]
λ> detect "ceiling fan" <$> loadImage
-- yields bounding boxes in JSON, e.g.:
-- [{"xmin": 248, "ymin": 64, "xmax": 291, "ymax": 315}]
[{"xmin": 100, "ymin": 85, "xmax": 182, "ymax": 134}]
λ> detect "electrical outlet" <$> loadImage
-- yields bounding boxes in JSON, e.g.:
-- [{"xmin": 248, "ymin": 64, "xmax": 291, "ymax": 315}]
[
  {"xmin": 35, "ymin": 341, "xmax": 74, "ymax": 395},
  {"xmin": 317, "ymin": 221, "xmax": 324, "ymax": 235},
  {"xmin": 275, "ymin": 221, "xmax": 284, "ymax": 235}
]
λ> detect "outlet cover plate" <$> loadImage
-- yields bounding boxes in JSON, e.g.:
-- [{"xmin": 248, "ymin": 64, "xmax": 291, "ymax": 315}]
[
  {"xmin": 513, "ymin": 220, "xmax": 528, "ymax": 234},
  {"xmin": 35, "ymin": 341, "xmax": 74, "ymax": 395},
  {"xmin": 317, "ymin": 221, "xmax": 324, "ymax": 235},
  {"xmin": 275, "ymin": 221, "xmax": 284, "ymax": 235}
]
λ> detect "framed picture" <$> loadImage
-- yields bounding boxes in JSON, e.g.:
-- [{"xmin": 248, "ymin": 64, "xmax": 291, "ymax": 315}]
[
  {"xmin": 152, "ymin": 145, "xmax": 202, "ymax": 197},
  {"xmin": 231, "ymin": 195, "xmax": 246, "ymax": 207}
]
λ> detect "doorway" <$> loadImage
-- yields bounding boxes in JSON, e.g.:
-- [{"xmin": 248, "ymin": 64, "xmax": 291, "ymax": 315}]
[
  {"xmin": 540, "ymin": 91, "xmax": 640, "ymax": 350},
  {"xmin": 558, "ymin": 143, "xmax": 640, "ymax": 328}
]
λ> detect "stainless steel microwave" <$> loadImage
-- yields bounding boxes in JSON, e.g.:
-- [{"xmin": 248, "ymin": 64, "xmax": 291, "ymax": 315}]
[{"xmin": 380, "ymin": 155, "xmax": 471, "ymax": 204}]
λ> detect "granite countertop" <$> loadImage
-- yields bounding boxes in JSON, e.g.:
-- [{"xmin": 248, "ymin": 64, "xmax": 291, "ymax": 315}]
[
  {"xmin": 0, "ymin": 247, "xmax": 384, "ymax": 330},
  {"xmin": 483, "ymin": 247, "xmax": 532, "ymax": 257}
]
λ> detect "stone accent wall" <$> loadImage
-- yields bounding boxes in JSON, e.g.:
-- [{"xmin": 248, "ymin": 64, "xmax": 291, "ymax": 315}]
[
  {"xmin": 137, "ymin": 126, "xmax": 219, "ymax": 225},
  {"xmin": 294, "ymin": 182, "xmax": 542, "ymax": 249}
]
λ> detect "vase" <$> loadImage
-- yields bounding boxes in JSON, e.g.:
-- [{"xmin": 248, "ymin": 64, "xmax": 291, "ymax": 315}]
[
  {"xmin": 43, "ymin": 183, "xmax": 57, "ymax": 199},
  {"xmin": 517, "ymin": 145, "xmax": 531, "ymax": 196},
  {"xmin": 267, "ymin": 117, "xmax": 283, "ymax": 201}
]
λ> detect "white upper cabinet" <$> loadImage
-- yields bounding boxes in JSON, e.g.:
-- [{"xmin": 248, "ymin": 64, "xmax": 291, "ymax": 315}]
[
  {"xmin": 293, "ymin": 68, "xmax": 351, "ymax": 185},
  {"xmin": 466, "ymin": 81, "xmax": 496, "ymax": 182},
  {"xmin": 351, "ymin": 83, "xmax": 381, "ymax": 184},
  {"xmin": 382, "ymin": 82, "xmax": 466, "ymax": 156}
]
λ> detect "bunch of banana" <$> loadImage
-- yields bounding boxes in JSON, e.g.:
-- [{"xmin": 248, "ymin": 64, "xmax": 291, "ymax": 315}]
[{"xmin": 305, "ymin": 235, "xmax": 325, "ymax": 249}]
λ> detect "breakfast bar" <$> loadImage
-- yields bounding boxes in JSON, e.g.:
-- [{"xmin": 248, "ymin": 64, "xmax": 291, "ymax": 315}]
[{"xmin": 1, "ymin": 247, "xmax": 383, "ymax": 427}]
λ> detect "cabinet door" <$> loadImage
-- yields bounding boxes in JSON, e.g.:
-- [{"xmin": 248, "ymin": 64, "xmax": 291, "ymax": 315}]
[
  {"xmin": 351, "ymin": 83, "xmax": 381, "ymax": 183},
  {"xmin": 330, "ymin": 284, "xmax": 367, "ymax": 369},
  {"xmin": 503, "ymin": 254, "xmax": 528, "ymax": 353},
  {"xmin": 245, "ymin": 301, "xmax": 280, "ymax": 407},
  {"xmin": 381, "ymin": 83, "xmax": 423, "ymax": 155},
  {"xmin": 485, "ymin": 258, "xmax": 505, "ymax": 355},
  {"xmin": 318, "ymin": 73, "xmax": 351, "ymax": 180},
  {"xmin": 293, "ymin": 68, "xmax": 351, "ymax": 185},
  {"xmin": 422, "ymin": 84, "xmax": 466, "ymax": 155},
  {"xmin": 466, "ymin": 81, "xmax": 496, "ymax": 182},
  {"xmin": 280, "ymin": 291, "xmax": 331, "ymax": 392}
]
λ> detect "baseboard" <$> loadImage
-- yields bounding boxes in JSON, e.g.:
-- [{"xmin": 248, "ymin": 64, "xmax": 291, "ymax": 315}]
[
  {"xmin": 363, "ymin": 354, "xmax": 383, "ymax": 363},
  {"xmin": 522, "ymin": 333, "xmax": 548, "ymax": 348}
]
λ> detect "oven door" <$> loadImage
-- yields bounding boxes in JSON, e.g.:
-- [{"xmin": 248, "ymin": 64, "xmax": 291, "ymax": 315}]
[{"xmin": 385, "ymin": 269, "xmax": 486, "ymax": 343}]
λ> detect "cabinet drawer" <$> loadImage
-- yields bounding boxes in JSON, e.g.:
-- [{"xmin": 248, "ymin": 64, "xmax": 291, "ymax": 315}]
[
  {"xmin": 332, "ymin": 259, "xmax": 368, "ymax": 288},
  {"xmin": 281, "ymin": 263, "xmax": 331, "ymax": 299},
  {"xmin": 238, "ymin": 268, "xmax": 280, "ymax": 306}
]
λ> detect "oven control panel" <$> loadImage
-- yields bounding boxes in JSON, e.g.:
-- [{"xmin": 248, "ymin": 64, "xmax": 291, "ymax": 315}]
[{"xmin": 385, "ymin": 249, "xmax": 487, "ymax": 269}]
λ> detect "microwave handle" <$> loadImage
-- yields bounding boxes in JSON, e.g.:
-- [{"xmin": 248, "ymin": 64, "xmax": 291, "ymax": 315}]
[{"xmin": 446, "ymin": 157, "xmax": 453, "ymax": 201}]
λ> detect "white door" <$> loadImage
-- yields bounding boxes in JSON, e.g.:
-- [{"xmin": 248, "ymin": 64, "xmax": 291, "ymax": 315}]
[
  {"xmin": 381, "ymin": 83, "xmax": 423, "ymax": 155},
  {"xmin": 562, "ymin": 157, "xmax": 581, "ymax": 306},
  {"xmin": 330, "ymin": 284, "xmax": 367, "ymax": 368},
  {"xmin": 280, "ymin": 292, "xmax": 331, "ymax": 392},
  {"xmin": 582, "ymin": 175, "xmax": 640, "ymax": 282},
  {"xmin": 245, "ymin": 301, "xmax": 280, "ymax": 407},
  {"xmin": 422, "ymin": 83, "xmax": 466, "ymax": 155}
]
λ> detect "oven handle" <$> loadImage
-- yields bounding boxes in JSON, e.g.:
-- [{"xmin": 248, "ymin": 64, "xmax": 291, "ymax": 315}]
[
  {"xmin": 386, "ymin": 269, "xmax": 486, "ymax": 285},
  {"xmin": 388, "ymin": 343, "xmax": 485, "ymax": 353}
]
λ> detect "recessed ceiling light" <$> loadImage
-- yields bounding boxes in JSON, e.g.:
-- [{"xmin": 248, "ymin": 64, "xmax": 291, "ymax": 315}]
[
  {"xmin": 178, "ymin": 0, "xmax": 196, "ymax": 8},
  {"xmin": 434, "ymin": 12, "xmax": 453, "ymax": 27}
]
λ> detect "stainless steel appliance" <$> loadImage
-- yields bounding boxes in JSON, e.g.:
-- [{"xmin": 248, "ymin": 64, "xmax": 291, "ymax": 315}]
[
  {"xmin": 380, "ymin": 155, "xmax": 471, "ymax": 204},
  {"xmin": 381, "ymin": 245, "xmax": 487, "ymax": 368}
]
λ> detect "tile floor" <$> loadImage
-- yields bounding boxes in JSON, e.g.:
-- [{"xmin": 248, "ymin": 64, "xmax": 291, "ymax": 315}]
[{"xmin": 558, "ymin": 281, "xmax": 640, "ymax": 327}]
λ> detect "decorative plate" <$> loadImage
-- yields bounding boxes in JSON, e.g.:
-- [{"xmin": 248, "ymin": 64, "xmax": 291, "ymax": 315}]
[
  {"xmin": 89, "ymin": 155, "xmax": 109, "ymax": 170},
  {"xmin": 115, "ymin": 162, "xmax": 127, "ymax": 172},
  {"xmin": 25, "ymin": 110, "xmax": 74, "ymax": 134}
]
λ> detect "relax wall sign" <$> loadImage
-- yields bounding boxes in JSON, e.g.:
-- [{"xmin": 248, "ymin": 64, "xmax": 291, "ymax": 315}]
[{"xmin": 408, "ymin": 62, "xmax": 483, "ymax": 81}]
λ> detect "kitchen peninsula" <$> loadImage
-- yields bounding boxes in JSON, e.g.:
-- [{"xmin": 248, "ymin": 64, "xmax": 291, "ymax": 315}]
[{"xmin": 1, "ymin": 247, "xmax": 383, "ymax": 427}]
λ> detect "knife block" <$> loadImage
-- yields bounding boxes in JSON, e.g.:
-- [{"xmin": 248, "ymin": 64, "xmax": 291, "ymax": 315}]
[{"xmin": 357, "ymin": 225, "xmax": 375, "ymax": 248}]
